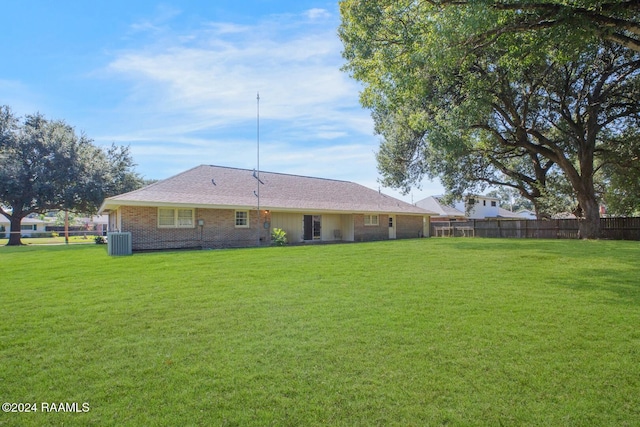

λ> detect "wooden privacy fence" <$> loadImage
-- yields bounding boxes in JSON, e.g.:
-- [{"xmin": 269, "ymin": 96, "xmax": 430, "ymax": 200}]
[{"xmin": 430, "ymin": 217, "xmax": 640, "ymax": 240}]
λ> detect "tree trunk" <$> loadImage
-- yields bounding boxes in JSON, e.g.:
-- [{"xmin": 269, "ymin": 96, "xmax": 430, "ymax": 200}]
[
  {"xmin": 64, "ymin": 210, "xmax": 69, "ymax": 245},
  {"xmin": 577, "ymin": 195, "xmax": 601, "ymax": 239},
  {"xmin": 7, "ymin": 215, "xmax": 24, "ymax": 246}
]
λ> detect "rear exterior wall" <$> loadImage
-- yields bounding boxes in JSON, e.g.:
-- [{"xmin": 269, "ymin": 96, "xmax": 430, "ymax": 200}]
[
  {"xmin": 397, "ymin": 215, "xmax": 427, "ymax": 239},
  {"xmin": 353, "ymin": 214, "xmax": 388, "ymax": 242},
  {"xmin": 120, "ymin": 206, "xmax": 270, "ymax": 251},
  {"xmin": 353, "ymin": 214, "xmax": 426, "ymax": 241},
  {"xmin": 118, "ymin": 206, "xmax": 427, "ymax": 250}
]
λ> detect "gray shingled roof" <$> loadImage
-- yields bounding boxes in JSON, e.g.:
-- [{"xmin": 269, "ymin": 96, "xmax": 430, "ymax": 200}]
[
  {"xmin": 100, "ymin": 165, "xmax": 433, "ymax": 215},
  {"xmin": 415, "ymin": 196, "xmax": 465, "ymax": 218}
]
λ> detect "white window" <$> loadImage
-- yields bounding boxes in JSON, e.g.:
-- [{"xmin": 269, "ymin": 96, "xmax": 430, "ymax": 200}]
[
  {"xmin": 177, "ymin": 209, "xmax": 194, "ymax": 227},
  {"xmin": 364, "ymin": 214, "xmax": 379, "ymax": 226},
  {"xmin": 235, "ymin": 210, "xmax": 249, "ymax": 228},
  {"xmin": 158, "ymin": 208, "xmax": 194, "ymax": 228},
  {"xmin": 158, "ymin": 209, "xmax": 175, "ymax": 227}
]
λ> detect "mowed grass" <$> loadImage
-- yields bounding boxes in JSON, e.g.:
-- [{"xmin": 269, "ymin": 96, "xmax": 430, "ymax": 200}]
[
  {"xmin": 0, "ymin": 239, "xmax": 639, "ymax": 426},
  {"xmin": 0, "ymin": 235, "xmax": 97, "ymax": 246}
]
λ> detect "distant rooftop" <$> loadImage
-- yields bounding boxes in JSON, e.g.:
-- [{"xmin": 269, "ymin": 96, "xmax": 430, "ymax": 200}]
[{"xmin": 415, "ymin": 196, "xmax": 465, "ymax": 218}]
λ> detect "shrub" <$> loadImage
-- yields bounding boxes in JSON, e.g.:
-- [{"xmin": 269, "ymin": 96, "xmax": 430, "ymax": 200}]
[
  {"xmin": 51, "ymin": 231, "xmax": 59, "ymax": 238},
  {"xmin": 271, "ymin": 228, "xmax": 288, "ymax": 246}
]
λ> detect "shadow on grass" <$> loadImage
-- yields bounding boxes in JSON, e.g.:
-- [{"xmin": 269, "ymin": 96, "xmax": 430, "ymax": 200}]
[
  {"xmin": 437, "ymin": 238, "xmax": 640, "ymax": 305},
  {"xmin": 551, "ymin": 267, "xmax": 640, "ymax": 306}
]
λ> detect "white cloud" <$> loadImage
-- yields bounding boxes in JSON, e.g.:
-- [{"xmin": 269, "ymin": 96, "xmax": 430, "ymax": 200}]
[
  {"xmin": 102, "ymin": 8, "xmax": 371, "ymax": 152},
  {"xmin": 305, "ymin": 8, "xmax": 332, "ymax": 21},
  {"xmin": 128, "ymin": 4, "xmax": 183, "ymax": 34},
  {"xmin": 97, "ymin": 8, "xmax": 443, "ymax": 201},
  {"xmin": 107, "ymin": 30, "xmax": 355, "ymax": 122}
]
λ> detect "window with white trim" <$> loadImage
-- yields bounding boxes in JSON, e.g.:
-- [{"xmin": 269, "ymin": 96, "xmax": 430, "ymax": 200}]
[
  {"xmin": 364, "ymin": 214, "xmax": 379, "ymax": 226},
  {"xmin": 158, "ymin": 208, "xmax": 194, "ymax": 228},
  {"xmin": 235, "ymin": 210, "xmax": 249, "ymax": 228},
  {"xmin": 177, "ymin": 209, "xmax": 194, "ymax": 227}
]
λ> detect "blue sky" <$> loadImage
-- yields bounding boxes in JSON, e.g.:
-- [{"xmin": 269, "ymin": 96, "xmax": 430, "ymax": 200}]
[{"xmin": 1, "ymin": 1, "xmax": 443, "ymax": 202}]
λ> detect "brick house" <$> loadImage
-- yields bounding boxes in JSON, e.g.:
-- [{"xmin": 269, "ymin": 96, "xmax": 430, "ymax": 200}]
[{"xmin": 99, "ymin": 165, "xmax": 434, "ymax": 251}]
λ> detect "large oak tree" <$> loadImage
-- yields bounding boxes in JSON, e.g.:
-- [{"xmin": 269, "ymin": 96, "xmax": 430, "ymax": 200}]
[
  {"xmin": 339, "ymin": 0, "xmax": 640, "ymax": 238},
  {"xmin": 0, "ymin": 106, "xmax": 142, "ymax": 245}
]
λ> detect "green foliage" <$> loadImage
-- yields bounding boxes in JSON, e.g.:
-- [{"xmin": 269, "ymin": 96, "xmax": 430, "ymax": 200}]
[
  {"xmin": 393, "ymin": 0, "xmax": 640, "ymax": 55},
  {"xmin": 53, "ymin": 211, "xmax": 77, "ymax": 227},
  {"xmin": 0, "ymin": 105, "xmax": 143, "ymax": 245},
  {"xmin": 1, "ymin": 240, "xmax": 639, "ymax": 425},
  {"xmin": 604, "ymin": 169, "xmax": 640, "ymax": 216},
  {"xmin": 271, "ymin": 227, "xmax": 288, "ymax": 246},
  {"xmin": 600, "ymin": 129, "xmax": 640, "ymax": 216},
  {"xmin": 339, "ymin": 1, "xmax": 640, "ymax": 238}
]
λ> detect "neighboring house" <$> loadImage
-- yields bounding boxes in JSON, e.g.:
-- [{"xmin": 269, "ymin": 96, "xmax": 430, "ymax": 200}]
[
  {"xmin": 455, "ymin": 195, "xmax": 501, "ymax": 219},
  {"xmin": 99, "ymin": 165, "xmax": 434, "ymax": 251},
  {"xmin": 496, "ymin": 207, "xmax": 527, "ymax": 219},
  {"xmin": 0, "ymin": 216, "xmax": 47, "ymax": 237},
  {"xmin": 423, "ymin": 194, "xmax": 527, "ymax": 220},
  {"xmin": 76, "ymin": 215, "xmax": 109, "ymax": 235},
  {"xmin": 415, "ymin": 196, "xmax": 466, "ymax": 222},
  {"xmin": 92, "ymin": 215, "xmax": 109, "ymax": 235},
  {"xmin": 516, "ymin": 209, "xmax": 537, "ymax": 220}
]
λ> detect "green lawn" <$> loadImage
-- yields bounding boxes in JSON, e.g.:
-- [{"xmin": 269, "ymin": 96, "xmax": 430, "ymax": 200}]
[
  {"xmin": 0, "ymin": 235, "xmax": 98, "ymax": 246},
  {"xmin": 1, "ymin": 239, "xmax": 638, "ymax": 426}
]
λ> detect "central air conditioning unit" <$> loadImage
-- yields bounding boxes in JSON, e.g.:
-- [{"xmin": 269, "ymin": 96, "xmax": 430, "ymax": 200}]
[{"xmin": 107, "ymin": 232, "xmax": 132, "ymax": 256}]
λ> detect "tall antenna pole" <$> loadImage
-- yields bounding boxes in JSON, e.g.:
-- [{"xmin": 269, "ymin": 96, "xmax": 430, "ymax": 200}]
[
  {"xmin": 256, "ymin": 92, "xmax": 260, "ymax": 190},
  {"xmin": 256, "ymin": 92, "xmax": 262, "ymax": 245}
]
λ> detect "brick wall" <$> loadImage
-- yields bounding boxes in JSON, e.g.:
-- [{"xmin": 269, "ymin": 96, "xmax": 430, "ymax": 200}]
[
  {"xmin": 121, "ymin": 206, "xmax": 271, "ymax": 251},
  {"xmin": 397, "ymin": 215, "xmax": 425, "ymax": 239},
  {"xmin": 353, "ymin": 214, "xmax": 389, "ymax": 242},
  {"xmin": 120, "ymin": 206, "xmax": 423, "ymax": 250}
]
